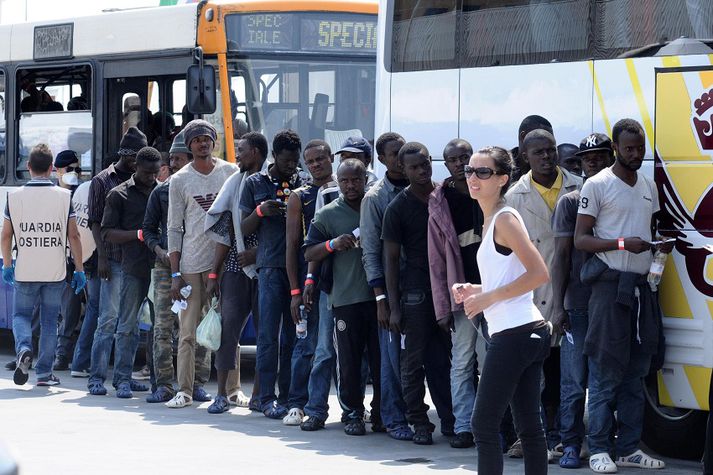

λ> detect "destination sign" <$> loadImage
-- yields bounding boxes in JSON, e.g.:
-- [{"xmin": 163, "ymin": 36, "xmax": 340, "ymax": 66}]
[
  {"xmin": 34, "ymin": 23, "xmax": 73, "ymax": 60},
  {"xmin": 227, "ymin": 13, "xmax": 377, "ymax": 54}
]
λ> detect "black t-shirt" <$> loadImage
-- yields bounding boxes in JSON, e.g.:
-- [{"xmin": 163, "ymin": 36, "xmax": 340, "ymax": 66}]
[
  {"xmin": 381, "ymin": 188, "xmax": 431, "ymax": 291},
  {"xmin": 443, "ymin": 183, "xmax": 483, "ymax": 284}
]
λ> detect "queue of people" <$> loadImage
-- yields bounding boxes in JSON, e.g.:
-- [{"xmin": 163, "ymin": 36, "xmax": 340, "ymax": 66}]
[{"xmin": 3, "ymin": 116, "xmax": 684, "ymax": 474}]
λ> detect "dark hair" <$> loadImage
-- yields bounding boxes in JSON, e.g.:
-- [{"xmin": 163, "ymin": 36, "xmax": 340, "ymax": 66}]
[
  {"xmin": 612, "ymin": 118, "xmax": 644, "ymax": 144},
  {"xmin": 136, "ymin": 146, "xmax": 162, "ymax": 167},
  {"xmin": 28, "ymin": 144, "xmax": 53, "ymax": 173},
  {"xmin": 273, "ymin": 129, "xmax": 302, "ymax": 155},
  {"xmin": 304, "ymin": 139, "xmax": 331, "ymax": 156},
  {"xmin": 337, "ymin": 157, "xmax": 366, "ymax": 176},
  {"xmin": 522, "ymin": 129, "xmax": 556, "ymax": 150},
  {"xmin": 375, "ymin": 132, "xmax": 405, "ymax": 156},
  {"xmin": 397, "ymin": 141, "xmax": 429, "ymax": 164},
  {"xmin": 557, "ymin": 143, "xmax": 579, "ymax": 155},
  {"xmin": 241, "ymin": 132, "xmax": 268, "ymax": 160},
  {"xmin": 475, "ymin": 146, "xmax": 513, "ymax": 197},
  {"xmin": 518, "ymin": 115, "xmax": 552, "ymax": 136},
  {"xmin": 443, "ymin": 138, "xmax": 473, "ymax": 158}
]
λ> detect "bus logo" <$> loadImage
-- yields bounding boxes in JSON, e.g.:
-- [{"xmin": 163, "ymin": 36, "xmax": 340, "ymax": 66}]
[{"xmin": 692, "ymin": 88, "xmax": 713, "ymax": 151}]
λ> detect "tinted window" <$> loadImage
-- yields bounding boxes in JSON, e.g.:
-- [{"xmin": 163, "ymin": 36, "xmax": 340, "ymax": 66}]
[{"xmin": 0, "ymin": 71, "xmax": 5, "ymax": 180}]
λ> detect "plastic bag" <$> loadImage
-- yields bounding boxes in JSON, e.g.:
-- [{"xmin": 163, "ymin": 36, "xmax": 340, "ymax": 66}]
[
  {"xmin": 137, "ymin": 298, "xmax": 152, "ymax": 331},
  {"xmin": 196, "ymin": 297, "xmax": 222, "ymax": 351}
]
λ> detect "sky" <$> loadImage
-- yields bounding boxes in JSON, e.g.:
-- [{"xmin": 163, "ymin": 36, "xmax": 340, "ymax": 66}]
[{"xmin": 0, "ymin": 0, "xmax": 160, "ymax": 24}]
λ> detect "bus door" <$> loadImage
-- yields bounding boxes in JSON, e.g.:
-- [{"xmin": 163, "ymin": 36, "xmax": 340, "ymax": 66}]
[{"xmin": 653, "ymin": 65, "xmax": 713, "ymax": 412}]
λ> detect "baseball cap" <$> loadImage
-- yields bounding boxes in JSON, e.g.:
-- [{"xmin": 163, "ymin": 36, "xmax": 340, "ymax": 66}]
[
  {"xmin": 336, "ymin": 136, "xmax": 372, "ymax": 157},
  {"xmin": 576, "ymin": 133, "xmax": 613, "ymax": 156}
]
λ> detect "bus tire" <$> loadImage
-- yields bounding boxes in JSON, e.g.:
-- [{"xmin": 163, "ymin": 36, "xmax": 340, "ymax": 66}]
[{"xmin": 641, "ymin": 373, "xmax": 708, "ymax": 460}]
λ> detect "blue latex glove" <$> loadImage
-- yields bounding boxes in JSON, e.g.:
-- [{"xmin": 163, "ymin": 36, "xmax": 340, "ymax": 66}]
[
  {"xmin": 2, "ymin": 266, "xmax": 14, "ymax": 287},
  {"xmin": 71, "ymin": 271, "xmax": 87, "ymax": 294}
]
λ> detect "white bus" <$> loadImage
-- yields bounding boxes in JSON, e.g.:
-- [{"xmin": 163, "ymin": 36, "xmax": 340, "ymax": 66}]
[{"xmin": 375, "ymin": 0, "xmax": 713, "ymax": 460}]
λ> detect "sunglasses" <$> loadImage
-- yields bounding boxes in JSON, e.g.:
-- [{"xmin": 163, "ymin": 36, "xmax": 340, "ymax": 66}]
[
  {"xmin": 65, "ymin": 166, "xmax": 82, "ymax": 173},
  {"xmin": 464, "ymin": 166, "xmax": 499, "ymax": 180}
]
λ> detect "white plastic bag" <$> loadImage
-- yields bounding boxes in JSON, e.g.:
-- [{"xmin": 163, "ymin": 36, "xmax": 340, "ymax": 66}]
[{"xmin": 196, "ymin": 298, "xmax": 222, "ymax": 351}]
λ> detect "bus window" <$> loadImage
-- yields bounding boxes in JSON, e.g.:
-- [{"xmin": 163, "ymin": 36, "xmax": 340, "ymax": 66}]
[
  {"xmin": 230, "ymin": 75, "xmax": 249, "ymax": 137},
  {"xmin": 17, "ymin": 66, "xmax": 92, "ymax": 179},
  {"xmin": 0, "ymin": 71, "xmax": 5, "ymax": 180},
  {"xmin": 172, "ymin": 79, "xmax": 187, "ymax": 128},
  {"xmin": 390, "ymin": 0, "xmax": 458, "ymax": 72}
]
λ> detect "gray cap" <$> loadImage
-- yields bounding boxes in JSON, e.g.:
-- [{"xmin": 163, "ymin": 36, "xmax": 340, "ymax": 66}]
[{"xmin": 169, "ymin": 130, "xmax": 190, "ymax": 155}]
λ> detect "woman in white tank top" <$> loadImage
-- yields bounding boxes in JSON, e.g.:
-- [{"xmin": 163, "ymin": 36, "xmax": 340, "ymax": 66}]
[{"xmin": 452, "ymin": 146, "xmax": 551, "ymax": 475}]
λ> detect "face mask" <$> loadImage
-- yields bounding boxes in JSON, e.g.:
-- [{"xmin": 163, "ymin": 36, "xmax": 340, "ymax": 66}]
[{"xmin": 61, "ymin": 172, "xmax": 79, "ymax": 186}]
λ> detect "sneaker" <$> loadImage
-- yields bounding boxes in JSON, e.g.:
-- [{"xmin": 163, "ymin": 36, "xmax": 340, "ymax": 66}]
[
  {"xmin": 13, "ymin": 350, "xmax": 33, "ymax": 386},
  {"xmin": 70, "ymin": 369, "xmax": 90, "ymax": 378},
  {"xmin": 590, "ymin": 452, "xmax": 618, "ymax": 473},
  {"xmin": 450, "ymin": 431, "xmax": 475, "ymax": 449},
  {"xmin": 131, "ymin": 366, "xmax": 150, "ymax": 381},
  {"xmin": 52, "ymin": 356, "xmax": 69, "ymax": 371},
  {"xmin": 507, "ymin": 439, "xmax": 524, "ymax": 458},
  {"xmin": 616, "ymin": 449, "xmax": 665, "ymax": 469},
  {"xmin": 300, "ymin": 416, "xmax": 326, "ymax": 431},
  {"xmin": 36, "ymin": 374, "xmax": 60, "ymax": 386},
  {"xmin": 283, "ymin": 408, "xmax": 304, "ymax": 426}
]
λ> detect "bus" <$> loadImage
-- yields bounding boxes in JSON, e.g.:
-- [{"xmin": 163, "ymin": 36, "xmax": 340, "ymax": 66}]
[
  {"xmin": 375, "ymin": 0, "xmax": 712, "ymax": 460},
  {"xmin": 0, "ymin": 0, "xmax": 378, "ymax": 330}
]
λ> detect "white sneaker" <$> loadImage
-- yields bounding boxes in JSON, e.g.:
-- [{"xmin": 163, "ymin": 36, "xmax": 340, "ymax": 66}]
[
  {"xmin": 282, "ymin": 408, "xmax": 304, "ymax": 426},
  {"xmin": 165, "ymin": 391, "xmax": 193, "ymax": 408},
  {"xmin": 616, "ymin": 449, "xmax": 665, "ymax": 469},
  {"xmin": 589, "ymin": 452, "xmax": 618, "ymax": 473}
]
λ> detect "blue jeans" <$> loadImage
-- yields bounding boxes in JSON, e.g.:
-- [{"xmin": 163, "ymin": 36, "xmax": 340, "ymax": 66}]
[
  {"xmin": 112, "ymin": 273, "xmax": 150, "ymax": 386},
  {"xmin": 451, "ymin": 310, "xmax": 479, "ymax": 434},
  {"xmin": 71, "ymin": 274, "xmax": 100, "ymax": 372},
  {"xmin": 559, "ymin": 308, "xmax": 589, "ymax": 448},
  {"xmin": 379, "ymin": 327, "xmax": 409, "ymax": 430},
  {"xmin": 12, "ymin": 281, "xmax": 65, "ymax": 378},
  {"xmin": 304, "ymin": 291, "xmax": 337, "ymax": 420},
  {"xmin": 587, "ymin": 349, "xmax": 651, "ymax": 457},
  {"xmin": 288, "ymin": 291, "xmax": 320, "ymax": 409},
  {"xmin": 256, "ymin": 267, "xmax": 295, "ymax": 409},
  {"xmin": 55, "ymin": 283, "xmax": 82, "ymax": 359},
  {"xmin": 88, "ymin": 260, "xmax": 122, "ymax": 386}
]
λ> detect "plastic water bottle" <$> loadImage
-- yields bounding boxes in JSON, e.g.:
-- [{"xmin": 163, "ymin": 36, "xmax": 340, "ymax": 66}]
[
  {"xmin": 180, "ymin": 284, "xmax": 192, "ymax": 299},
  {"xmin": 647, "ymin": 250, "xmax": 668, "ymax": 291},
  {"xmin": 296, "ymin": 305, "xmax": 308, "ymax": 339}
]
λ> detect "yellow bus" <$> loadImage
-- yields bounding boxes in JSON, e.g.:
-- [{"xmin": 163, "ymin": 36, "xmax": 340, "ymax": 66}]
[{"xmin": 0, "ymin": 0, "xmax": 378, "ymax": 328}]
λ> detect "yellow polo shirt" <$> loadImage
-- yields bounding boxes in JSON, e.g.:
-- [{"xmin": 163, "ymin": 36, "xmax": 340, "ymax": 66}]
[{"xmin": 531, "ymin": 168, "xmax": 563, "ymax": 211}]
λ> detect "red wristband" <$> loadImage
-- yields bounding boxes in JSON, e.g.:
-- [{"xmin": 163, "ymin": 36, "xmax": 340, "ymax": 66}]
[
  {"xmin": 618, "ymin": 237, "xmax": 625, "ymax": 251},
  {"xmin": 255, "ymin": 203, "xmax": 264, "ymax": 218},
  {"xmin": 290, "ymin": 288, "xmax": 301, "ymax": 296},
  {"xmin": 208, "ymin": 273, "xmax": 218, "ymax": 280},
  {"xmin": 325, "ymin": 240, "xmax": 334, "ymax": 253},
  {"xmin": 137, "ymin": 229, "xmax": 144, "ymax": 242},
  {"xmin": 304, "ymin": 278, "xmax": 315, "ymax": 286}
]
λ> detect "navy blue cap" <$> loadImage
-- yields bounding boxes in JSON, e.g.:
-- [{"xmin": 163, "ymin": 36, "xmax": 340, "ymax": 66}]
[{"xmin": 336, "ymin": 136, "xmax": 372, "ymax": 157}]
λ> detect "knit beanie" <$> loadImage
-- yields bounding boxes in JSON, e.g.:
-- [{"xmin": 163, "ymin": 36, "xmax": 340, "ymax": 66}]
[
  {"xmin": 169, "ymin": 130, "xmax": 190, "ymax": 155},
  {"xmin": 182, "ymin": 119, "xmax": 217, "ymax": 147},
  {"xmin": 118, "ymin": 127, "xmax": 148, "ymax": 156},
  {"xmin": 54, "ymin": 150, "xmax": 79, "ymax": 168}
]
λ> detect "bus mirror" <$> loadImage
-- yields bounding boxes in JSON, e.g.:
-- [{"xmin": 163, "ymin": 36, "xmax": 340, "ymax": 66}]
[{"xmin": 186, "ymin": 64, "xmax": 216, "ymax": 115}]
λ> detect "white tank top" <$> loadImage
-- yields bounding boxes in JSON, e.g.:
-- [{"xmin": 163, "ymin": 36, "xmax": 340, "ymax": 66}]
[{"xmin": 476, "ymin": 206, "xmax": 543, "ymax": 335}]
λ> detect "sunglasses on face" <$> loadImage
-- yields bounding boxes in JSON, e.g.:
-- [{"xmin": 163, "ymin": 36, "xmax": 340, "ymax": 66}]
[
  {"xmin": 65, "ymin": 166, "xmax": 81, "ymax": 173},
  {"xmin": 464, "ymin": 166, "xmax": 499, "ymax": 180}
]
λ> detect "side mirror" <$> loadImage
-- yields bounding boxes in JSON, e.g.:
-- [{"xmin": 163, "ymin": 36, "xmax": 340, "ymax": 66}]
[{"xmin": 186, "ymin": 64, "xmax": 216, "ymax": 115}]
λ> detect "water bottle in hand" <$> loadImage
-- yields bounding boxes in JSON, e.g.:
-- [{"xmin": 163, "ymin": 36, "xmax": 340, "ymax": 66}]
[
  {"xmin": 296, "ymin": 305, "xmax": 308, "ymax": 339},
  {"xmin": 647, "ymin": 250, "xmax": 668, "ymax": 291}
]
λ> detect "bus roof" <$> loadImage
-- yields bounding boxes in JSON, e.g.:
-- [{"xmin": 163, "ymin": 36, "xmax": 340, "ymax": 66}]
[{"xmin": 212, "ymin": 0, "xmax": 377, "ymax": 15}]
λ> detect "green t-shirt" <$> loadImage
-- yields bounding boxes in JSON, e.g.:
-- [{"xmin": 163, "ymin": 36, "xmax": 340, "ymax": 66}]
[{"xmin": 304, "ymin": 197, "xmax": 373, "ymax": 308}]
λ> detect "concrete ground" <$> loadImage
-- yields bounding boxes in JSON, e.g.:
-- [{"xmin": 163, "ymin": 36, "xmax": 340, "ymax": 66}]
[{"xmin": 0, "ymin": 344, "xmax": 703, "ymax": 475}]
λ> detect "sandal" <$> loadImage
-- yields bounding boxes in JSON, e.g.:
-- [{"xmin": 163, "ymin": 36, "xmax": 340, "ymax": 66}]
[
  {"xmin": 228, "ymin": 390, "xmax": 250, "ymax": 407},
  {"xmin": 88, "ymin": 381, "xmax": 107, "ymax": 396},
  {"xmin": 559, "ymin": 446, "xmax": 581, "ymax": 469},
  {"xmin": 388, "ymin": 425, "xmax": 414, "ymax": 441},
  {"xmin": 263, "ymin": 402, "xmax": 288, "ymax": 419},
  {"xmin": 116, "ymin": 382, "xmax": 133, "ymax": 399},
  {"xmin": 248, "ymin": 397, "xmax": 261, "ymax": 412},
  {"xmin": 192, "ymin": 386, "xmax": 212, "ymax": 402},
  {"xmin": 344, "ymin": 419, "xmax": 366, "ymax": 436},
  {"xmin": 129, "ymin": 380, "xmax": 149, "ymax": 392},
  {"xmin": 413, "ymin": 428, "xmax": 434, "ymax": 445},
  {"xmin": 616, "ymin": 449, "xmax": 665, "ymax": 469},
  {"xmin": 165, "ymin": 391, "xmax": 193, "ymax": 408},
  {"xmin": 589, "ymin": 452, "xmax": 617, "ymax": 473},
  {"xmin": 300, "ymin": 416, "xmax": 326, "ymax": 432},
  {"xmin": 207, "ymin": 395, "xmax": 230, "ymax": 414}
]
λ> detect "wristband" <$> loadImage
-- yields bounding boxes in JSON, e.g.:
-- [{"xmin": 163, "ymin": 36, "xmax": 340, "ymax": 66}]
[
  {"xmin": 375, "ymin": 294, "xmax": 387, "ymax": 302},
  {"xmin": 304, "ymin": 278, "xmax": 315, "ymax": 286},
  {"xmin": 255, "ymin": 203, "xmax": 265, "ymax": 218},
  {"xmin": 171, "ymin": 272, "xmax": 182, "ymax": 278},
  {"xmin": 290, "ymin": 288, "xmax": 301, "ymax": 296},
  {"xmin": 618, "ymin": 237, "xmax": 625, "ymax": 251},
  {"xmin": 137, "ymin": 229, "xmax": 144, "ymax": 242},
  {"xmin": 208, "ymin": 273, "xmax": 218, "ymax": 280},
  {"xmin": 325, "ymin": 239, "xmax": 334, "ymax": 253}
]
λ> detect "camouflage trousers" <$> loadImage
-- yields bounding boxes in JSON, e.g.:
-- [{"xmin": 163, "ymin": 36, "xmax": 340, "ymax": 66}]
[{"xmin": 152, "ymin": 263, "xmax": 211, "ymax": 391}]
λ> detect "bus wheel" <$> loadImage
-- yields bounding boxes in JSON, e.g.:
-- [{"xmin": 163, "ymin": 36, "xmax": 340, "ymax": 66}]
[{"xmin": 641, "ymin": 373, "xmax": 707, "ymax": 460}]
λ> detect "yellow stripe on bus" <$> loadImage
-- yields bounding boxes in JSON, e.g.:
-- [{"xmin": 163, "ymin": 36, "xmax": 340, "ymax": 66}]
[
  {"xmin": 657, "ymin": 372, "xmax": 675, "ymax": 407},
  {"xmin": 589, "ymin": 61, "xmax": 611, "ymax": 137},
  {"xmin": 625, "ymin": 59, "xmax": 654, "ymax": 151},
  {"xmin": 683, "ymin": 366, "xmax": 712, "ymax": 410},
  {"xmin": 660, "ymin": 255, "xmax": 693, "ymax": 319}
]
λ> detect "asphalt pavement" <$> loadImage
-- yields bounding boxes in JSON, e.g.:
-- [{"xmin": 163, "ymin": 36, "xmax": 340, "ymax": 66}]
[{"xmin": 0, "ymin": 344, "xmax": 703, "ymax": 475}]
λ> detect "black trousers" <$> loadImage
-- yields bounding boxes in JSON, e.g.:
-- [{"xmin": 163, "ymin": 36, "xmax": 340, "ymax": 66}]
[
  {"xmin": 215, "ymin": 270, "xmax": 258, "ymax": 371},
  {"xmin": 333, "ymin": 300, "xmax": 381, "ymax": 423},
  {"xmin": 400, "ymin": 290, "xmax": 454, "ymax": 431}
]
